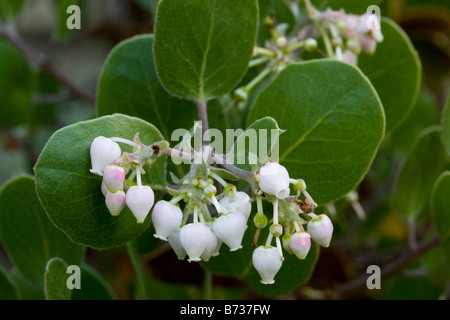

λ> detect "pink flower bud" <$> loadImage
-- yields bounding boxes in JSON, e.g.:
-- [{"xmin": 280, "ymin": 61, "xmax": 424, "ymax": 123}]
[
  {"xmin": 252, "ymin": 246, "xmax": 283, "ymax": 285},
  {"xmin": 126, "ymin": 185, "xmax": 155, "ymax": 223},
  {"xmin": 258, "ymin": 162, "xmax": 290, "ymax": 199},
  {"xmin": 90, "ymin": 136, "xmax": 122, "ymax": 176},
  {"xmin": 219, "ymin": 191, "xmax": 252, "ymax": 221},
  {"xmin": 289, "ymin": 231, "xmax": 311, "ymax": 259},
  {"xmin": 151, "ymin": 200, "xmax": 183, "ymax": 241},
  {"xmin": 180, "ymin": 223, "xmax": 211, "ymax": 262},
  {"xmin": 168, "ymin": 228, "xmax": 187, "ymax": 260},
  {"xmin": 361, "ymin": 37, "xmax": 377, "ymax": 55},
  {"xmin": 307, "ymin": 214, "xmax": 333, "ymax": 247},
  {"xmin": 103, "ymin": 164, "xmax": 126, "ymax": 193},
  {"xmin": 213, "ymin": 213, "xmax": 247, "ymax": 251},
  {"xmin": 105, "ymin": 190, "xmax": 126, "ymax": 216}
]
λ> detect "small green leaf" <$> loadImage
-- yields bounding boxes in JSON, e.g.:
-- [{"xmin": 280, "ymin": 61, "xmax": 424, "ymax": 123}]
[
  {"xmin": 44, "ymin": 257, "xmax": 72, "ymax": 300},
  {"xmin": 392, "ymin": 126, "xmax": 448, "ymax": 218},
  {"xmin": 248, "ymin": 60, "xmax": 385, "ymax": 204},
  {"xmin": 0, "ymin": 266, "xmax": 19, "ymax": 300},
  {"xmin": 0, "ymin": 175, "xmax": 84, "ymax": 285},
  {"xmin": 441, "ymin": 95, "xmax": 450, "ymax": 155},
  {"xmin": 431, "ymin": 172, "xmax": 450, "ymax": 240},
  {"xmin": 34, "ymin": 114, "xmax": 165, "ymax": 249},
  {"xmin": 359, "ymin": 18, "xmax": 422, "ymax": 134},
  {"xmin": 153, "ymin": 0, "xmax": 259, "ymax": 102},
  {"xmin": 0, "ymin": 39, "xmax": 35, "ymax": 127},
  {"xmin": 96, "ymin": 34, "xmax": 197, "ymax": 140}
]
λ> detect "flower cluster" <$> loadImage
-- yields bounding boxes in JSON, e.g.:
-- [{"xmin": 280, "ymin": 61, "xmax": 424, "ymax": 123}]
[
  {"xmin": 90, "ymin": 135, "xmax": 157, "ymax": 223},
  {"xmin": 252, "ymin": 162, "xmax": 333, "ymax": 284},
  {"xmin": 311, "ymin": 8, "xmax": 384, "ymax": 65}
]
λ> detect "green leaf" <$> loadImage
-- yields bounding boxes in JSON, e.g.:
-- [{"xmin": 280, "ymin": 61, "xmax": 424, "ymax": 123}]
[
  {"xmin": 34, "ymin": 114, "xmax": 165, "ymax": 249},
  {"xmin": 0, "ymin": 39, "xmax": 35, "ymax": 127},
  {"xmin": 44, "ymin": 257, "xmax": 71, "ymax": 300},
  {"xmin": 392, "ymin": 126, "xmax": 448, "ymax": 218},
  {"xmin": 441, "ymin": 95, "xmax": 450, "ymax": 155},
  {"xmin": 230, "ymin": 117, "xmax": 284, "ymax": 172},
  {"xmin": 248, "ymin": 60, "xmax": 385, "ymax": 204},
  {"xmin": 431, "ymin": 172, "xmax": 450, "ymax": 240},
  {"xmin": 358, "ymin": 18, "xmax": 422, "ymax": 134},
  {"xmin": 96, "ymin": 34, "xmax": 197, "ymax": 140},
  {"xmin": 72, "ymin": 264, "xmax": 117, "ymax": 300},
  {"xmin": 0, "ymin": 175, "xmax": 84, "ymax": 285},
  {"xmin": 153, "ymin": 0, "xmax": 259, "ymax": 102},
  {"xmin": 0, "ymin": 266, "xmax": 19, "ymax": 300}
]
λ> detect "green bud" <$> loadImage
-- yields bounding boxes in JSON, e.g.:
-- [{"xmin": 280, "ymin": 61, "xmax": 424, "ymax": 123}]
[
  {"xmin": 304, "ymin": 38, "xmax": 317, "ymax": 52},
  {"xmin": 270, "ymin": 224, "xmax": 283, "ymax": 237},
  {"xmin": 253, "ymin": 212, "xmax": 268, "ymax": 229}
]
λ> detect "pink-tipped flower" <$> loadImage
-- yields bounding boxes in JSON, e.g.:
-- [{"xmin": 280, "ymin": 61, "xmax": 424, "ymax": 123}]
[
  {"xmin": 151, "ymin": 200, "xmax": 183, "ymax": 241},
  {"xmin": 361, "ymin": 37, "xmax": 377, "ymax": 55},
  {"xmin": 289, "ymin": 231, "xmax": 311, "ymax": 259},
  {"xmin": 307, "ymin": 214, "xmax": 333, "ymax": 247},
  {"xmin": 126, "ymin": 185, "xmax": 155, "ymax": 223},
  {"xmin": 103, "ymin": 164, "xmax": 126, "ymax": 193},
  {"xmin": 219, "ymin": 191, "xmax": 252, "ymax": 221},
  {"xmin": 105, "ymin": 190, "xmax": 126, "ymax": 216},
  {"xmin": 212, "ymin": 213, "xmax": 247, "ymax": 251},
  {"xmin": 90, "ymin": 136, "xmax": 122, "ymax": 176},
  {"xmin": 258, "ymin": 162, "xmax": 290, "ymax": 199},
  {"xmin": 180, "ymin": 223, "xmax": 211, "ymax": 262},
  {"xmin": 252, "ymin": 246, "xmax": 283, "ymax": 285},
  {"xmin": 168, "ymin": 228, "xmax": 187, "ymax": 260}
]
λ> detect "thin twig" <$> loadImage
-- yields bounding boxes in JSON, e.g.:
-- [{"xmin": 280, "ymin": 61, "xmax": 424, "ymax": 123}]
[{"xmin": 0, "ymin": 23, "xmax": 96, "ymax": 106}]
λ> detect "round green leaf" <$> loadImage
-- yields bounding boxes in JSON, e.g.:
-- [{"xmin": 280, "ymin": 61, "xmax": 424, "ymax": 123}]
[
  {"xmin": 358, "ymin": 18, "xmax": 422, "ymax": 134},
  {"xmin": 44, "ymin": 257, "xmax": 71, "ymax": 300},
  {"xmin": 0, "ymin": 39, "xmax": 35, "ymax": 127},
  {"xmin": 0, "ymin": 175, "xmax": 84, "ymax": 285},
  {"xmin": 248, "ymin": 60, "xmax": 385, "ymax": 204},
  {"xmin": 392, "ymin": 126, "xmax": 448, "ymax": 218},
  {"xmin": 431, "ymin": 171, "xmax": 450, "ymax": 240},
  {"xmin": 34, "ymin": 114, "xmax": 165, "ymax": 249},
  {"xmin": 153, "ymin": 0, "xmax": 259, "ymax": 102},
  {"xmin": 96, "ymin": 34, "xmax": 197, "ymax": 140}
]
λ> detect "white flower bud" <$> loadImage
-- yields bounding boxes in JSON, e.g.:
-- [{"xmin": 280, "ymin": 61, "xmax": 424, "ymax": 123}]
[
  {"xmin": 258, "ymin": 162, "xmax": 290, "ymax": 199},
  {"xmin": 168, "ymin": 228, "xmax": 187, "ymax": 260},
  {"xmin": 213, "ymin": 213, "xmax": 247, "ymax": 251},
  {"xmin": 289, "ymin": 231, "xmax": 311, "ymax": 259},
  {"xmin": 126, "ymin": 185, "xmax": 155, "ymax": 223},
  {"xmin": 151, "ymin": 200, "xmax": 183, "ymax": 241},
  {"xmin": 103, "ymin": 164, "xmax": 126, "ymax": 193},
  {"xmin": 200, "ymin": 228, "xmax": 219, "ymax": 262},
  {"xmin": 101, "ymin": 181, "xmax": 109, "ymax": 197},
  {"xmin": 252, "ymin": 246, "xmax": 283, "ymax": 285},
  {"xmin": 307, "ymin": 214, "xmax": 333, "ymax": 247},
  {"xmin": 361, "ymin": 37, "xmax": 377, "ymax": 54},
  {"xmin": 219, "ymin": 191, "xmax": 252, "ymax": 221},
  {"xmin": 180, "ymin": 223, "xmax": 211, "ymax": 262},
  {"xmin": 90, "ymin": 136, "xmax": 122, "ymax": 176},
  {"xmin": 105, "ymin": 190, "xmax": 126, "ymax": 216}
]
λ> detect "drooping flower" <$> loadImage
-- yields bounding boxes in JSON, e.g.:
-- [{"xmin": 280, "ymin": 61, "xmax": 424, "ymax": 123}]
[
  {"xmin": 200, "ymin": 228, "xmax": 219, "ymax": 262},
  {"xmin": 289, "ymin": 231, "xmax": 311, "ymax": 259},
  {"xmin": 258, "ymin": 162, "xmax": 290, "ymax": 199},
  {"xmin": 151, "ymin": 200, "xmax": 183, "ymax": 241},
  {"xmin": 103, "ymin": 164, "xmax": 126, "ymax": 193},
  {"xmin": 219, "ymin": 191, "xmax": 252, "ymax": 221},
  {"xmin": 212, "ymin": 212, "xmax": 247, "ymax": 251},
  {"xmin": 126, "ymin": 185, "xmax": 155, "ymax": 223},
  {"xmin": 168, "ymin": 228, "xmax": 187, "ymax": 260},
  {"xmin": 179, "ymin": 223, "xmax": 211, "ymax": 263},
  {"xmin": 252, "ymin": 246, "xmax": 283, "ymax": 284},
  {"xmin": 105, "ymin": 190, "xmax": 126, "ymax": 216},
  {"xmin": 307, "ymin": 214, "xmax": 333, "ymax": 247},
  {"xmin": 89, "ymin": 136, "xmax": 122, "ymax": 176}
]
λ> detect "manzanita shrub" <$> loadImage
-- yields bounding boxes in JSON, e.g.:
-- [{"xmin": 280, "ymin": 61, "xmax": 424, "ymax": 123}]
[{"xmin": 0, "ymin": 0, "xmax": 449, "ymax": 300}]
